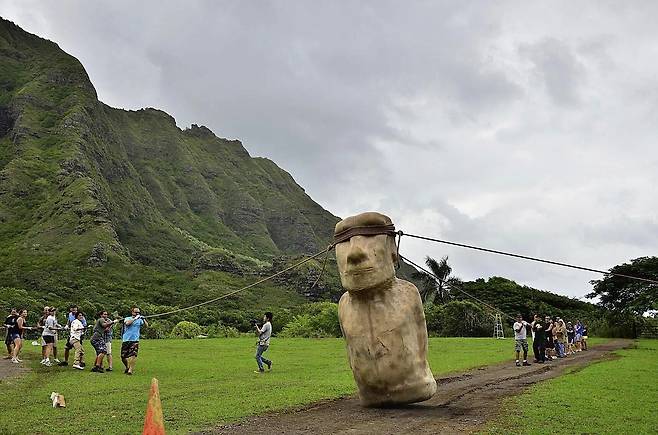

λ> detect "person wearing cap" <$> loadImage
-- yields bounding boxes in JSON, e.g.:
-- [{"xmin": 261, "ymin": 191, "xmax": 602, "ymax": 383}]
[
  {"xmin": 335, "ymin": 211, "xmax": 436, "ymax": 406},
  {"xmin": 513, "ymin": 314, "xmax": 531, "ymax": 367},
  {"xmin": 121, "ymin": 307, "xmax": 147, "ymax": 375}
]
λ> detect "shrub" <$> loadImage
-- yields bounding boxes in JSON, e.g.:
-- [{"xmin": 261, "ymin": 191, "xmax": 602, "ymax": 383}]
[
  {"xmin": 279, "ymin": 302, "xmax": 340, "ymax": 338},
  {"xmin": 170, "ymin": 321, "xmax": 203, "ymax": 339},
  {"xmin": 141, "ymin": 320, "xmax": 171, "ymax": 339},
  {"xmin": 424, "ymin": 303, "xmax": 444, "ymax": 335},
  {"xmin": 206, "ymin": 323, "xmax": 240, "ymax": 338}
]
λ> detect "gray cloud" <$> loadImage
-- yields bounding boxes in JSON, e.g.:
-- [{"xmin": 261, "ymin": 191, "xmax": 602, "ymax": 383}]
[{"xmin": 2, "ymin": 1, "xmax": 657, "ymax": 298}]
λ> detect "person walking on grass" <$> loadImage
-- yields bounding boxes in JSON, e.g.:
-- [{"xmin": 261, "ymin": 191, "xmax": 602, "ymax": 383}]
[
  {"xmin": 513, "ymin": 314, "xmax": 531, "ymax": 367},
  {"xmin": 531, "ymin": 314, "xmax": 545, "ymax": 364},
  {"xmin": 91, "ymin": 310, "xmax": 117, "ymax": 373},
  {"xmin": 41, "ymin": 307, "xmax": 63, "ymax": 367},
  {"xmin": 69, "ymin": 311, "xmax": 86, "ymax": 370},
  {"xmin": 4, "ymin": 308, "xmax": 18, "ymax": 359},
  {"xmin": 121, "ymin": 307, "xmax": 147, "ymax": 375},
  {"xmin": 254, "ymin": 312, "xmax": 273, "ymax": 373},
  {"xmin": 11, "ymin": 309, "xmax": 30, "ymax": 364}
]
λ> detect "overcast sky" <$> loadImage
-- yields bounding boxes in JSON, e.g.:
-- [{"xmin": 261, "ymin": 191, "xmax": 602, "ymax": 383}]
[{"xmin": 2, "ymin": 1, "xmax": 657, "ymax": 299}]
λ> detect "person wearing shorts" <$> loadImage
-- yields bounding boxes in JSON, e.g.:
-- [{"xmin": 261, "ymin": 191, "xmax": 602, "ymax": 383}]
[
  {"xmin": 513, "ymin": 314, "xmax": 531, "ymax": 367},
  {"xmin": 4, "ymin": 308, "xmax": 18, "ymax": 359},
  {"xmin": 41, "ymin": 307, "xmax": 62, "ymax": 367},
  {"xmin": 581, "ymin": 325, "xmax": 589, "ymax": 351},
  {"xmin": 37, "ymin": 307, "xmax": 49, "ymax": 363},
  {"xmin": 91, "ymin": 310, "xmax": 116, "ymax": 373},
  {"xmin": 104, "ymin": 318, "xmax": 115, "ymax": 371},
  {"xmin": 121, "ymin": 307, "xmax": 147, "ymax": 375},
  {"xmin": 11, "ymin": 309, "xmax": 29, "ymax": 363}
]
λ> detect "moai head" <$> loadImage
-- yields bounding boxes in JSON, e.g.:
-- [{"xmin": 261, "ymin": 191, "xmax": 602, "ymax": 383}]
[{"xmin": 334, "ymin": 212, "xmax": 398, "ymax": 292}]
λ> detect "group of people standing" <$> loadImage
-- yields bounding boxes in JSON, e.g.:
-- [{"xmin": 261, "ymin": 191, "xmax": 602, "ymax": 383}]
[
  {"xmin": 513, "ymin": 314, "xmax": 589, "ymax": 366},
  {"xmin": 4, "ymin": 305, "xmax": 147, "ymax": 375}
]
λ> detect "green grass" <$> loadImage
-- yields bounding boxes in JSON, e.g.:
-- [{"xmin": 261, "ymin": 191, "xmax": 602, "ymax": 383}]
[
  {"xmin": 484, "ymin": 339, "xmax": 658, "ymax": 434},
  {"xmin": 0, "ymin": 337, "xmax": 518, "ymax": 434}
]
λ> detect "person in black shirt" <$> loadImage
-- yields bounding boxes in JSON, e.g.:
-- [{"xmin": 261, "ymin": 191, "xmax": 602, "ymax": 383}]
[
  {"xmin": 544, "ymin": 316, "xmax": 554, "ymax": 361},
  {"xmin": 531, "ymin": 314, "xmax": 546, "ymax": 363},
  {"xmin": 566, "ymin": 322, "xmax": 576, "ymax": 355},
  {"xmin": 4, "ymin": 308, "xmax": 18, "ymax": 359}
]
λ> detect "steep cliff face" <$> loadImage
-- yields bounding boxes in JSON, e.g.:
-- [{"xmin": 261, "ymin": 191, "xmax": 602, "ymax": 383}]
[{"xmin": 0, "ymin": 17, "xmax": 340, "ymax": 308}]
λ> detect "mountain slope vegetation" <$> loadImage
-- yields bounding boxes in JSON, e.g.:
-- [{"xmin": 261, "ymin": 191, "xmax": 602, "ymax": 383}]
[{"xmin": 0, "ymin": 17, "xmax": 340, "ymax": 321}]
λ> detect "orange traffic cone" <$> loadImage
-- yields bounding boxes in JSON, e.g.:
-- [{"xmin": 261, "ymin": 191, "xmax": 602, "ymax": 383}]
[{"xmin": 143, "ymin": 378, "xmax": 166, "ymax": 435}]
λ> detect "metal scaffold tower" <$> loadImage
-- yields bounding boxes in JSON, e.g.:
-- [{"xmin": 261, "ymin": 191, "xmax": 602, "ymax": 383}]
[{"xmin": 493, "ymin": 313, "xmax": 505, "ymax": 339}]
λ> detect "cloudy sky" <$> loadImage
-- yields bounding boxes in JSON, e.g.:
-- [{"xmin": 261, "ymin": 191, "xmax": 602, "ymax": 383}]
[{"xmin": 2, "ymin": 1, "xmax": 657, "ymax": 299}]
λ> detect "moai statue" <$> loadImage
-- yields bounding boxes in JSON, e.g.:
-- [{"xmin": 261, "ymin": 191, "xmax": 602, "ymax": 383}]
[{"xmin": 334, "ymin": 212, "xmax": 437, "ymax": 407}]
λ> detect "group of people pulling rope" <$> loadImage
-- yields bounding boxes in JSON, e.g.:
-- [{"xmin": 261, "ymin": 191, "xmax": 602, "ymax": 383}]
[{"xmin": 4, "ymin": 305, "xmax": 147, "ymax": 375}]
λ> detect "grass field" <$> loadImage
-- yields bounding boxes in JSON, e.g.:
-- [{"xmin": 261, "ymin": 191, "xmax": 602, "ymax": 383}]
[
  {"xmin": 0, "ymin": 337, "xmax": 527, "ymax": 434},
  {"xmin": 484, "ymin": 339, "xmax": 658, "ymax": 434}
]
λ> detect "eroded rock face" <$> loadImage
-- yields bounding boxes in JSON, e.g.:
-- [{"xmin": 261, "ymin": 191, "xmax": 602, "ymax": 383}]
[
  {"xmin": 0, "ymin": 106, "xmax": 14, "ymax": 137},
  {"xmin": 335, "ymin": 212, "xmax": 437, "ymax": 407}
]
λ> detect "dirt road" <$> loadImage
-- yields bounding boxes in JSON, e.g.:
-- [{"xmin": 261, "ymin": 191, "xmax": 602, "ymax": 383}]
[
  {"xmin": 206, "ymin": 339, "xmax": 632, "ymax": 434},
  {"xmin": 0, "ymin": 356, "xmax": 30, "ymax": 383}
]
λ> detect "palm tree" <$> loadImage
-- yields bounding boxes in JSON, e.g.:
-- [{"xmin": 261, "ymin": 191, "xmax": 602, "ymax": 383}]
[{"xmin": 412, "ymin": 255, "xmax": 462, "ymax": 304}]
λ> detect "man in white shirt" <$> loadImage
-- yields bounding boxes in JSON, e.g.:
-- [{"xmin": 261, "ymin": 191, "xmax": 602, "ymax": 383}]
[
  {"xmin": 254, "ymin": 312, "xmax": 273, "ymax": 373},
  {"xmin": 513, "ymin": 314, "xmax": 531, "ymax": 367},
  {"xmin": 69, "ymin": 311, "xmax": 86, "ymax": 370}
]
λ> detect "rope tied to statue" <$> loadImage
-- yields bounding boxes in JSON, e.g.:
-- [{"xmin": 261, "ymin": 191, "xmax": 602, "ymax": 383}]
[{"xmin": 332, "ymin": 224, "xmax": 397, "ymax": 245}]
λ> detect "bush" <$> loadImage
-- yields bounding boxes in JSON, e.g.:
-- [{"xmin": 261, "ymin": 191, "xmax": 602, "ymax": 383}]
[
  {"xmin": 170, "ymin": 321, "xmax": 203, "ymax": 339},
  {"xmin": 424, "ymin": 303, "xmax": 444, "ymax": 335},
  {"xmin": 141, "ymin": 320, "xmax": 171, "ymax": 339},
  {"xmin": 279, "ymin": 302, "xmax": 341, "ymax": 338},
  {"xmin": 205, "ymin": 323, "xmax": 240, "ymax": 338}
]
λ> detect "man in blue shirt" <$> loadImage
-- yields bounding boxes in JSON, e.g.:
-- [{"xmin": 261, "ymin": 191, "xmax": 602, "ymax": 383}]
[{"xmin": 121, "ymin": 307, "xmax": 148, "ymax": 375}]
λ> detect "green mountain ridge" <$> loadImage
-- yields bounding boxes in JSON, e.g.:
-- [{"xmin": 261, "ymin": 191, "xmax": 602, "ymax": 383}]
[{"xmin": 0, "ymin": 17, "xmax": 342, "ymax": 318}]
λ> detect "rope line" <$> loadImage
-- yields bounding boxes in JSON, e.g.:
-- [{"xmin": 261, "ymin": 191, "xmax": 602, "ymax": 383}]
[
  {"xmin": 402, "ymin": 233, "xmax": 658, "ymax": 285},
  {"xmin": 144, "ymin": 245, "xmax": 333, "ymax": 319},
  {"xmin": 400, "ymin": 254, "xmax": 515, "ymax": 321}
]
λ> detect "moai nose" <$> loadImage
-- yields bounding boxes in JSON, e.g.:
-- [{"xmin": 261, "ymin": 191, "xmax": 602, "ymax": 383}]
[{"xmin": 346, "ymin": 240, "xmax": 368, "ymax": 265}]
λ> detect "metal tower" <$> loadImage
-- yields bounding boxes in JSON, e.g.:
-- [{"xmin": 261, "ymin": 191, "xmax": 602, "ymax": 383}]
[{"xmin": 493, "ymin": 313, "xmax": 505, "ymax": 339}]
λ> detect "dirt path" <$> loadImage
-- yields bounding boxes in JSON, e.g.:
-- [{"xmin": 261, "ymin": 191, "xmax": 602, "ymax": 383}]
[
  {"xmin": 0, "ymin": 356, "xmax": 30, "ymax": 382},
  {"xmin": 205, "ymin": 339, "xmax": 632, "ymax": 434}
]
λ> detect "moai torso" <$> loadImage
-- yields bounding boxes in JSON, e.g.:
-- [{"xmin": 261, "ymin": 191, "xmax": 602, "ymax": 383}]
[{"xmin": 339, "ymin": 278, "xmax": 437, "ymax": 406}]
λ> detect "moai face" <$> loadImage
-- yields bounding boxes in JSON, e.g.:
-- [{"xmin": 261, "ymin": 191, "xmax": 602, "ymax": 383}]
[{"xmin": 334, "ymin": 212, "xmax": 397, "ymax": 292}]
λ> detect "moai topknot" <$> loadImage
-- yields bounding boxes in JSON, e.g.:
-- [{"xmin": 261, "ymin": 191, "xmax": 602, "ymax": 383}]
[{"xmin": 334, "ymin": 212, "xmax": 437, "ymax": 407}]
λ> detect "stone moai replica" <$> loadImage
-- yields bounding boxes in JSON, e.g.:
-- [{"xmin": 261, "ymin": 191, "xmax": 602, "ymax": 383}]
[{"xmin": 334, "ymin": 211, "xmax": 437, "ymax": 407}]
